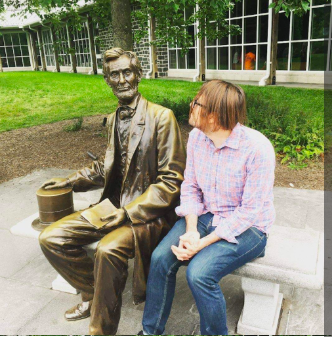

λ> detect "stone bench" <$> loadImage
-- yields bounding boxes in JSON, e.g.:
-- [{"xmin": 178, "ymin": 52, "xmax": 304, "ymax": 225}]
[{"xmin": 11, "ymin": 200, "xmax": 324, "ymax": 336}]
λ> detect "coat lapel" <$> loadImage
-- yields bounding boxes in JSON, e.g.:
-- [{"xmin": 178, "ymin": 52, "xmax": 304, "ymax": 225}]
[
  {"xmin": 103, "ymin": 113, "xmax": 116, "ymax": 180},
  {"xmin": 122, "ymin": 96, "xmax": 147, "ymax": 188}
]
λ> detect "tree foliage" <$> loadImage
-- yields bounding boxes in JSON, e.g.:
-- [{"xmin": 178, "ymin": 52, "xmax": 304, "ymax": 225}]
[
  {"xmin": 133, "ymin": 0, "xmax": 241, "ymax": 52},
  {"xmin": 269, "ymin": 0, "xmax": 313, "ymax": 17}
]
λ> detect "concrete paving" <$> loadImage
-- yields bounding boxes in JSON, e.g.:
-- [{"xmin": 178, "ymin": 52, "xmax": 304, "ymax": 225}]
[{"xmin": 0, "ymin": 169, "xmax": 324, "ymax": 335}]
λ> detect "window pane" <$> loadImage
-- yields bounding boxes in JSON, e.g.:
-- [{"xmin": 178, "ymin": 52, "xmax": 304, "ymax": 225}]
[
  {"xmin": 15, "ymin": 57, "xmax": 23, "ymax": 67},
  {"xmin": 188, "ymin": 49, "xmax": 196, "ymax": 69},
  {"xmin": 219, "ymin": 33, "xmax": 229, "ymax": 46},
  {"xmin": 23, "ymin": 57, "xmax": 31, "ymax": 66},
  {"xmin": 259, "ymin": 15, "xmax": 268, "ymax": 42},
  {"xmin": 178, "ymin": 51, "xmax": 186, "ymax": 68},
  {"xmin": 313, "ymin": 0, "xmax": 330, "ymax": 5},
  {"xmin": 4, "ymin": 34, "xmax": 12, "ymax": 45},
  {"xmin": 244, "ymin": 45, "xmax": 256, "ymax": 70},
  {"xmin": 311, "ymin": 7, "xmax": 330, "ymax": 39},
  {"xmin": 8, "ymin": 58, "xmax": 15, "ymax": 67},
  {"xmin": 207, "ymin": 22, "xmax": 217, "ymax": 46},
  {"xmin": 185, "ymin": 6, "xmax": 195, "ymax": 20},
  {"xmin": 230, "ymin": 19, "xmax": 242, "ymax": 44},
  {"xmin": 12, "ymin": 34, "xmax": 20, "ymax": 45},
  {"xmin": 21, "ymin": 46, "xmax": 29, "ymax": 56},
  {"xmin": 187, "ymin": 25, "xmax": 195, "ymax": 47},
  {"xmin": 259, "ymin": 0, "xmax": 269, "ymax": 13},
  {"xmin": 292, "ymin": 12, "xmax": 309, "ymax": 40},
  {"xmin": 0, "ymin": 47, "xmax": 5, "ymax": 57},
  {"xmin": 231, "ymin": 46, "xmax": 242, "ymax": 69},
  {"xmin": 244, "ymin": 17, "xmax": 257, "ymax": 43},
  {"xmin": 258, "ymin": 44, "xmax": 267, "ymax": 69},
  {"xmin": 245, "ymin": 0, "xmax": 257, "ymax": 16},
  {"xmin": 277, "ymin": 43, "xmax": 289, "ymax": 70},
  {"xmin": 231, "ymin": 1, "xmax": 242, "ymax": 18},
  {"xmin": 20, "ymin": 33, "xmax": 27, "ymax": 45},
  {"xmin": 0, "ymin": 36, "xmax": 4, "ymax": 46},
  {"xmin": 218, "ymin": 47, "xmax": 229, "ymax": 69},
  {"xmin": 291, "ymin": 42, "xmax": 307, "ymax": 70},
  {"xmin": 310, "ymin": 41, "xmax": 328, "ymax": 71},
  {"xmin": 6, "ymin": 47, "xmax": 13, "ymax": 57},
  {"xmin": 14, "ymin": 46, "xmax": 21, "ymax": 56},
  {"xmin": 1, "ymin": 57, "xmax": 8, "ymax": 67},
  {"xmin": 278, "ymin": 12, "xmax": 290, "ymax": 41},
  {"xmin": 207, "ymin": 47, "xmax": 217, "ymax": 69}
]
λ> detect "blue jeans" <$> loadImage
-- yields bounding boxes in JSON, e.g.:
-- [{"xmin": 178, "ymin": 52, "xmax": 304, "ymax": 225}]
[{"xmin": 142, "ymin": 213, "xmax": 267, "ymax": 336}]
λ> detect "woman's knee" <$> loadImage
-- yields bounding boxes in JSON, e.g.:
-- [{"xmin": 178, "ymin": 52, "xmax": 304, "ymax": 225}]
[
  {"xmin": 39, "ymin": 226, "xmax": 53, "ymax": 248},
  {"xmin": 186, "ymin": 264, "xmax": 214, "ymax": 289}
]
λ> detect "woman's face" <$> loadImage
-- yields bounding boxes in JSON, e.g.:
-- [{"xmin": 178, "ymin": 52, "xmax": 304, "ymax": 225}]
[{"xmin": 189, "ymin": 97, "xmax": 206, "ymax": 129}]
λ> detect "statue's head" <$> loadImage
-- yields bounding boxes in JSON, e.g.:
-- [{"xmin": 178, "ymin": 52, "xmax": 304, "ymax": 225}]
[{"xmin": 103, "ymin": 48, "xmax": 143, "ymax": 104}]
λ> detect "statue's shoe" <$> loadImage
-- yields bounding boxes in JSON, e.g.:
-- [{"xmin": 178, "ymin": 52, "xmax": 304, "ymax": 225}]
[{"xmin": 65, "ymin": 301, "xmax": 92, "ymax": 321}]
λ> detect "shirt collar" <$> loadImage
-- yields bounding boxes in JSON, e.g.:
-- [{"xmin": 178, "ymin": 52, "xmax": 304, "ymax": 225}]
[
  {"xmin": 116, "ymin": 94, "xmax": 141, "ymax": 120},
  {"xmin": 223, "ymin": 122, "xmax": 242, "ymax": 150},
  {"xmin": 204, "ymin": 122, "xmax": 242, "ymax": 150}
]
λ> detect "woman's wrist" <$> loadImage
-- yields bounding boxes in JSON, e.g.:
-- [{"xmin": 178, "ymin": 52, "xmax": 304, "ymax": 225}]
[{"xmin": 199, "ymin": 232, "xmax": 221, "ymax": 250}]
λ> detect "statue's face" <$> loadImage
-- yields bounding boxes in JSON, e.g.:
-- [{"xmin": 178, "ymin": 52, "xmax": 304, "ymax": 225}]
[{"xmin": 104, "ymin": 55, "xmax": 141, "ymax": 103}]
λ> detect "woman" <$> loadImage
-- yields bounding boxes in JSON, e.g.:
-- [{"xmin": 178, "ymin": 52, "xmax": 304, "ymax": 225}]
[{"xmin": 140, "ymin": 80, "xmax": 276, "ymax": 335}]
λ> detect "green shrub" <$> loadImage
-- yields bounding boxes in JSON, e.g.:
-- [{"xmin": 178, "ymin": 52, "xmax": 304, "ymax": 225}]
[
  {"xmin": 246, "ymin": 94, "xmax": 323, "ymax": 168},
  {"xmin": 160, "ymin": 94, "xmax": 324, "ymax": 168},
  {"xmin": 158, "ymin": 97, "xmax": 191, "ymax": 124},
  {"xmin": 64, "ymin": 116, "xmax": 83, "ymax": 132}
]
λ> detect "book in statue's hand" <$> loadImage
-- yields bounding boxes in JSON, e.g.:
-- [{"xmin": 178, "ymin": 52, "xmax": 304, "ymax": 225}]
[{"xmin": 81, "ymin": 198, "xmax": 118, "ymax": 229}]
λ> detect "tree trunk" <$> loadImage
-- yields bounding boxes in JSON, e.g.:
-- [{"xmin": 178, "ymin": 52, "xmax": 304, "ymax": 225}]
[
  {"xmin": 150, "ymin": 15, "xmax": 158, "ymax": 78},
  {"xmin": 29, "ymin": 31, "xmax": 39, "ymax": 71},
  {"xmin": 110, "ymin": 0, "xmax": 133, "ymax": 50},
  {"xmin": 51, "ymin": 27, "xmax": 60, "ymax": 72},
  {"xmin": 37, "ymin": 28, "xmax": 47, "ymax": 71},
  {"xmin": 87, "ymin": 16, "xmax": 98, "ymax": 75},
  {"xmin": 269, "ymin": 7, "xmax": 279, "ymax": 85},
  {"xmin": 66, "ymin": 25, "xmax": 77, "ymax": 73},
  {"xmin": 199, "ymin": 18, "xmax": 206, "ymax": 81},
  {"xmin": 0, "ymin": 56, "xmax": 3, "ymax": 72}
]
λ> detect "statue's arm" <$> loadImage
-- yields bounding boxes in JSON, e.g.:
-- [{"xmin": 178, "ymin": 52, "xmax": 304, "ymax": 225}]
[
  {"xmin": 66, "ymin": 158, "xmax": 105, "ymax": 192},
  {"xmin": 124, "ymin": 109, "xmax": 186, "ymax": 224},
  {"xmin": 41, "ymin": 159, "xmax": 105, "ymax": 192}
]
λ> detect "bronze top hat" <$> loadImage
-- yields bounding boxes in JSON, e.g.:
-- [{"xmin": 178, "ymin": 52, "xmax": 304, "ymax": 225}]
[{"xmin": 32, "ymin": 187, "xmax": 74, "ymax": 231}]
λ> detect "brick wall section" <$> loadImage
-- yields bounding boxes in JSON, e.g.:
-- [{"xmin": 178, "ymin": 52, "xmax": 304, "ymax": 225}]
[
  {"xmin": 156, "ymin": 44, "xmax": 168, "ymax": 78},
  {"xmin": 97, "ymin": 6, "xmax": 169, "ymax": 78},
  {"xmin": 98, "ymin": 23, "xmax": 114, "ymax": 55}
]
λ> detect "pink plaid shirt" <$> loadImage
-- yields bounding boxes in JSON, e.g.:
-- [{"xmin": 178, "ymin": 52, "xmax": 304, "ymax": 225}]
[{"xmin": 175, "ymin": 123, "xmax": 276, "ymax": 244}]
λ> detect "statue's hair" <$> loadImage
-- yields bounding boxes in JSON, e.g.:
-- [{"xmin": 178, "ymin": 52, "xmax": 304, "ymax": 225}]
[{"xmin": 103, "ymin": 48, "xmax": 142, "ymax": 76}]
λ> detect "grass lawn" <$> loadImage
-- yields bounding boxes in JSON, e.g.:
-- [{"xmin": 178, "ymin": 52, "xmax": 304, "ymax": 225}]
[{"xmin": 0, "ymin": 71, "xmax": 323, "ymax": 133}]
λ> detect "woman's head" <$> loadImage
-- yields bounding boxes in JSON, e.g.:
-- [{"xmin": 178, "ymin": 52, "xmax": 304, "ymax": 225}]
[{"xmin": 189, "ymin": 80, "xmax": 246, "ymax": 132}]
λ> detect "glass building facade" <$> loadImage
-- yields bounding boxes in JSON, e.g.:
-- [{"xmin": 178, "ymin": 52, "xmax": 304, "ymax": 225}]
[
  {"xmin": 73, "ymin": 22, "xmax": 92, "ymax": 67},
  {"xmin": 168, "ymin": 7, "xmax": 197, "ymax": 70},
  {"xmin": 168, "ymin": 0, "xmax": 331, "ymax": 72},
  {"xmin": 0, "ymin": 32, "xmax": 31, "ymax": 67}
]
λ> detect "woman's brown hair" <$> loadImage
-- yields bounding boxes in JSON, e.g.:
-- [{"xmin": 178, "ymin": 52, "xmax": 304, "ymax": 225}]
[{"xmin": 190, "ymin": 80, "xmax": 247, "ymax": 131}]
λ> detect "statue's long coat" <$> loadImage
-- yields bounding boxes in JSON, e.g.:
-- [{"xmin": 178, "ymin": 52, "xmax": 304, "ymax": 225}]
[{"xmin": 68, "ymin": 96, "xmax": 186, "ymax": 304}]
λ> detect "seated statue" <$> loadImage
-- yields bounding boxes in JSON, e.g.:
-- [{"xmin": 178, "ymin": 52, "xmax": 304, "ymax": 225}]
[{"xmin": 39, "ymin": 47, "xmax": 186, "ymax": 335}]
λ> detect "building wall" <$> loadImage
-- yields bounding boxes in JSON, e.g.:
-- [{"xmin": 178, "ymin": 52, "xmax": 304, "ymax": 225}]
[{"xmin": 97, "ymin": 7, "xmax": 169, "ymax": 78}]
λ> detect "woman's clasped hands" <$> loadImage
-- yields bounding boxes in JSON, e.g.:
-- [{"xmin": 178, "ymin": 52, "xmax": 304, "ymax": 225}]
[{"xmin": 171, "ymin": 231, "xmax": 202, "ymax": 261}]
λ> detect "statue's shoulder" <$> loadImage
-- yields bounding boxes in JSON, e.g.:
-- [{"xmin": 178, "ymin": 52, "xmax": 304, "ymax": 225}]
[{"xmin": 144, "ymin": 98, "xmax": 173, "ymax": 119}]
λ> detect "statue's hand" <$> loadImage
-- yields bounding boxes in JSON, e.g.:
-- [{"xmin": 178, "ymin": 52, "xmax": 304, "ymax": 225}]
[
  {"xmin": 41, "ymin": 178, "xmax": 70, "ymax": 190},
  {"xmin": 101, "ymin": 208, "xmax": 127, "ymax": 230}
]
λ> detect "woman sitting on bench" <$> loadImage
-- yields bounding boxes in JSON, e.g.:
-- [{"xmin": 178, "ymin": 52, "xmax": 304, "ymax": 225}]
[{"xmin": 139, "ymin": 79, "xmax": 276, "ymax": 336}]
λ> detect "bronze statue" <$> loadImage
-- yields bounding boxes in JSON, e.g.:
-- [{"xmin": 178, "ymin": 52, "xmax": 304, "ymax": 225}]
[{"xmin": 39, "ymin": 48, "xmax": 186, "ymax": 335}]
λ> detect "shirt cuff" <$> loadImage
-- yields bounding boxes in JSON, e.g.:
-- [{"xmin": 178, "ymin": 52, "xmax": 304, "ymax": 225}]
[
  {"xmin": 175, "ymin": 202, "xmax": 204, "ymax": 217},
  {"xmin": 214, "ymin": 219, "xmax": 239, "ymax": 244}
]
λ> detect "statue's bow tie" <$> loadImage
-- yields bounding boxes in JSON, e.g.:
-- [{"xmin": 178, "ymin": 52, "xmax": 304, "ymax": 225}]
[{"xmin": 118, "ymin": 106, "xmax": 136, "ymax": 120}]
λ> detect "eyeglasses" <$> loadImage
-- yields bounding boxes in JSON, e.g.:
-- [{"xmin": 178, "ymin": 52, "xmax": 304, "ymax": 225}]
[{"xmin": 191, "ymin": 99, "xmax": 205, "ymax": 109}]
